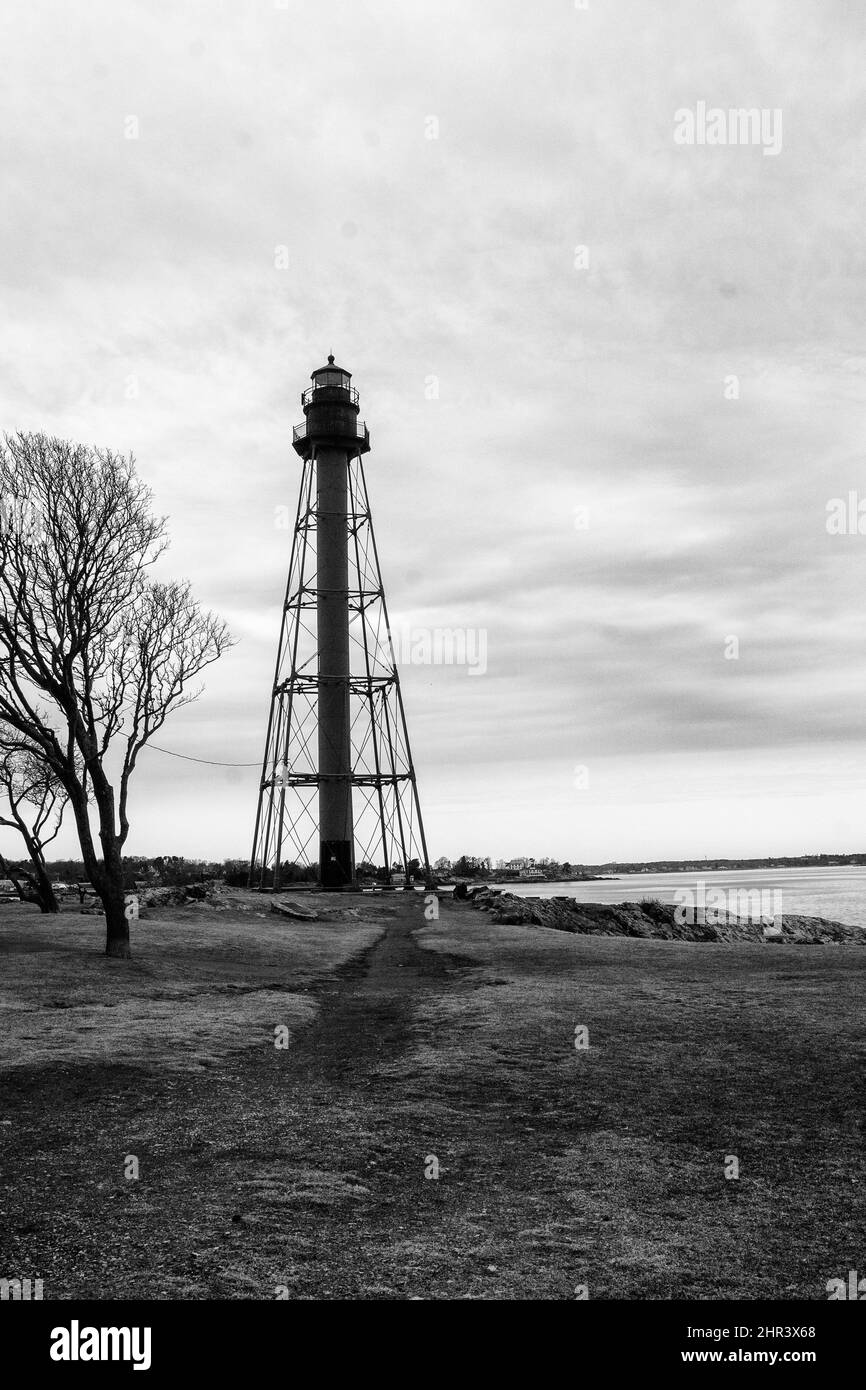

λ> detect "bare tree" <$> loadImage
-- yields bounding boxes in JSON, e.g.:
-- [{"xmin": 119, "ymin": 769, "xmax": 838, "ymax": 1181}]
[
  {"xmin": 0, "ymin": 433, "xmax": 233, "ymax": 958},
  {"xmin": 0, "ymin": 739, "xmax": 65, "ymax": 912}
]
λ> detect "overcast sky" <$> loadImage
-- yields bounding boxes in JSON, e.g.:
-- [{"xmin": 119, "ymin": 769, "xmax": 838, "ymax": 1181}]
[{"xmin": 1, "ymin": 0, "xmax": 865, "ymax": 864}]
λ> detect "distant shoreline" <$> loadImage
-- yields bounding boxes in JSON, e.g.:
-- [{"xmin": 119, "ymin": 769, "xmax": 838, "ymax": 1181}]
[
  {"xmin": 584, "ymin": 857, "xmax": 866, "ymax": 873},
  {"xmin": 447, "ymin": 857, "xmax": 866, "ymax": 888}
]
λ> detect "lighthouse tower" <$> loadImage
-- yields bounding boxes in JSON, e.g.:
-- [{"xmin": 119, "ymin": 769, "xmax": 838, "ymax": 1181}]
[{"xmin": 249, "ymin": 357, "xmax": 431, "ymax": 891}]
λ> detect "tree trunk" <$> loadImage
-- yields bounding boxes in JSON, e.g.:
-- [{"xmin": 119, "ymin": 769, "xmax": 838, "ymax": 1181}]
[
  {"xmin": 37, "ymin": 885, "xmax": 60, "ymax": 914},
  {"xmin": 30, "ymin": 856, "xmax": 59, "ymax": 913},
  {"xmin": 1, "ymin": 856, "xmax": 59, "ymax": 913},
  {"xmin": 66, "ymin": 776, "xmax": 132, "ymax": 959},
  {"xmin": 103, "ymin": 891, "xmax": 131, "ymax": 958},
  {"xmin": 100, "ymin": 840, "xmax": 131, "ymax": 958}
]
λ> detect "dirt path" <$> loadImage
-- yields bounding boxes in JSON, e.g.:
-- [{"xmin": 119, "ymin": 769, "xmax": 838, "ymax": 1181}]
[{"xmin": 289, "ymin": 902, "xmax": 472, "ymax": 1084}]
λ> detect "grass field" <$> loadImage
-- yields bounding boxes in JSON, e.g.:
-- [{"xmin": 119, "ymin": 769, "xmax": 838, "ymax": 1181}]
[{"xmin": 0, "ymin": 890, "xmax": 863, "ymax": 1299}]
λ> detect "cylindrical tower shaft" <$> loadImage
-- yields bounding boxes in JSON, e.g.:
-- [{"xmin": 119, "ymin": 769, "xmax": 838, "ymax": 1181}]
[{"xmin": 316, "ymin": 445, "xmax": 354, "ymax": 886}]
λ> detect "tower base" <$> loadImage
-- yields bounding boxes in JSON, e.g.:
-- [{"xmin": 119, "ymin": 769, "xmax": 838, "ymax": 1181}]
[{"xmin": 320, "ymin": 839, "xmax": 354, "ymax": 888}]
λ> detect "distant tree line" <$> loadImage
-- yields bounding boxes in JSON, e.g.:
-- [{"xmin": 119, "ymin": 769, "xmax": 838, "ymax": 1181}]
[
  {"xmin": 7, "ymin": 856, "xmax": 423, "ymax": 892},
  {"xmin": 9, "ymin": 856, "xmax": 257, "ymax": 891},
  {"xmin": 432, "ymin": 856, "xmax": 576, "ymax": 880}
]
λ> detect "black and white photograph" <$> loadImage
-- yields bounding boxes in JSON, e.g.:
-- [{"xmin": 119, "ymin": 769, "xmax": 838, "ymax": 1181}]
[{"xmin": 0, "ymin": 0, "xmax": 863, "ymax": 1365}]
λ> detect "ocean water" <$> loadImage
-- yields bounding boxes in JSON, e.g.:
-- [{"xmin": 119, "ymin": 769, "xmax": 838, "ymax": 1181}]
[{"xmin": 490, "ymin": 866, "xmax": 866, "ymax": 930}]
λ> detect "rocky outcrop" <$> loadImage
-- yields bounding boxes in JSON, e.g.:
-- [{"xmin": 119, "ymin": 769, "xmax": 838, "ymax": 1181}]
[
  {"xmin": 140, "ymin": 880, "xmax": 227, "ymax": 911},
  {"xmin": 466, "ymin": 888, "xmax": 865, "ymax": 945}
]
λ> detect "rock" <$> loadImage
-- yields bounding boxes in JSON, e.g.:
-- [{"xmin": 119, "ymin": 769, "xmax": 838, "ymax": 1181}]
[
  {"xmin": 270, "ymin": 899, "xmax": 319, "ymax": 922},
  {"xmin": 467, "ymin": 885, "xmax": 490, "ymax": 900}
]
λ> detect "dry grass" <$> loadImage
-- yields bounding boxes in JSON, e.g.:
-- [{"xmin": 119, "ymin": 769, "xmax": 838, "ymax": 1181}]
[
  {"xmin": 404, "ymin": 913, "xmax": 866, "ymax": 1297},
  {"xmin": 0, "ymin": 895, "xmax": 384, "ymax": 1071}
]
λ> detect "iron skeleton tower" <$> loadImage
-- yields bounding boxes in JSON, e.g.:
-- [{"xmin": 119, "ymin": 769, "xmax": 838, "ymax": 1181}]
[{"xmin": 249, "ymin": 356, "xmax": 431, "ymax": 890}]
